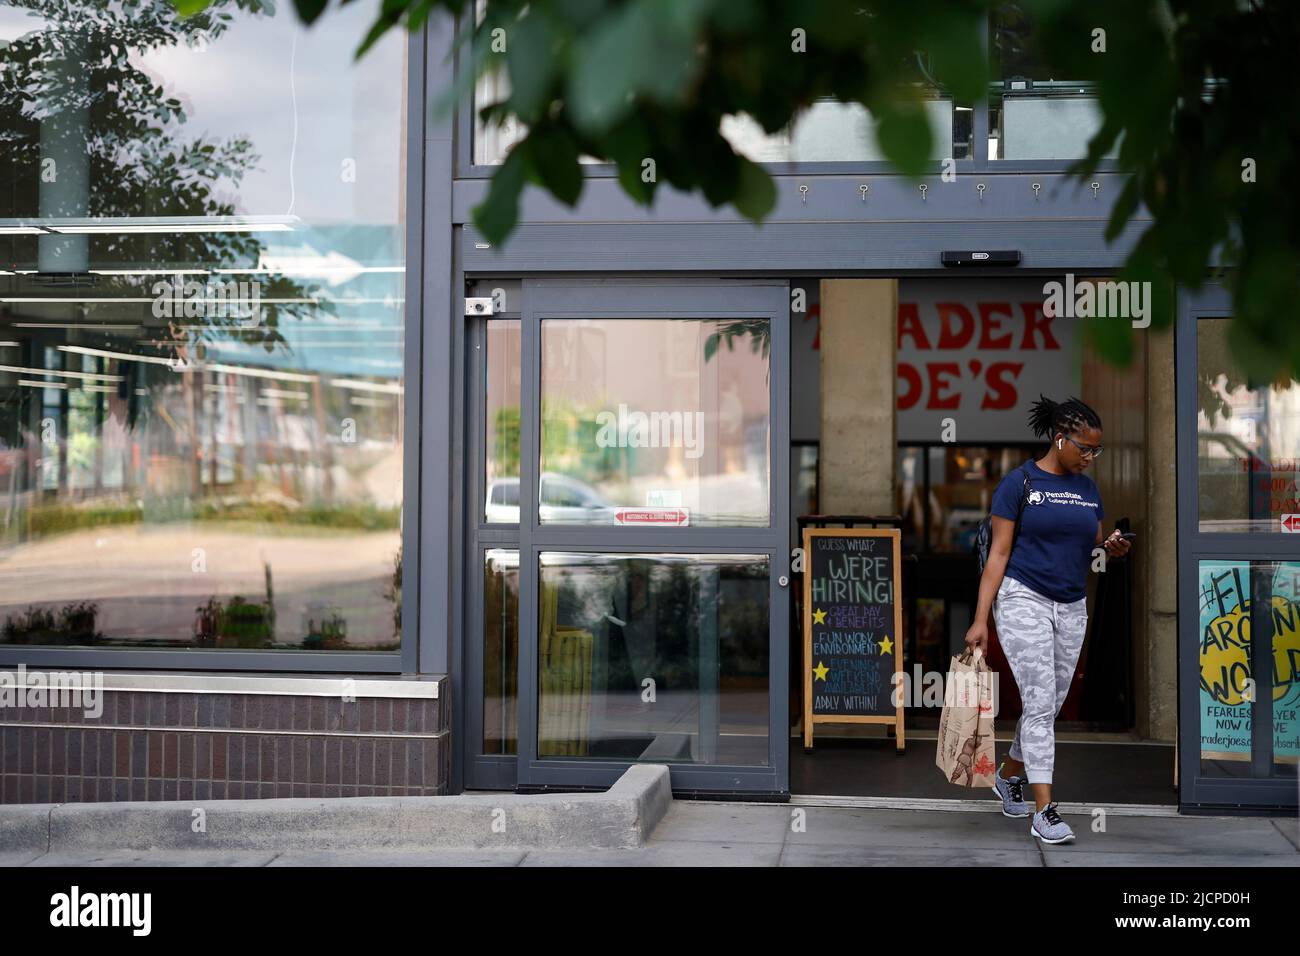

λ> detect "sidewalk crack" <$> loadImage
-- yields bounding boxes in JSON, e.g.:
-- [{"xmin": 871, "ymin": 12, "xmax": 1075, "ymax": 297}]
[{"xmin": 1268, "ymin": 817, "xmax": 1300, "ymax": 853}]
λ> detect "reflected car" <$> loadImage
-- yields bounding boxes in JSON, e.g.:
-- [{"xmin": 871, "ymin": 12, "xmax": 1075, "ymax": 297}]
[{"xmin": 485, "ymin": 473, "xmax": 615, "ymax": 524}]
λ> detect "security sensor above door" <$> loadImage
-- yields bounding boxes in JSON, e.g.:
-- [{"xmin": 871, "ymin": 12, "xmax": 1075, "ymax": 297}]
[{"xmin": 941, "ymin": 250, "xmax": 1022, "ymax": 267}]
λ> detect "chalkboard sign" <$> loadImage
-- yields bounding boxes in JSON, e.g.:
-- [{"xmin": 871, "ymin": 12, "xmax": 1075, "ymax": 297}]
[{"xmin": 802, "ymin": 527, "xmax": 905, "ymax": 751}]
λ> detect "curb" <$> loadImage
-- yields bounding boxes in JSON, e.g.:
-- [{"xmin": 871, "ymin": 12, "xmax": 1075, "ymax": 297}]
[
  {"xmin": 0, "ymin": 764, "xmax": 672, "ymax": 854},
  {"xmin": 788, "ymin": 794, "xmax": 1187, "ymax": 818}
]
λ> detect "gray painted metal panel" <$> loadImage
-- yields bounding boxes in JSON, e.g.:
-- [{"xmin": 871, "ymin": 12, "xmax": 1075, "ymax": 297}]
[
  {"xmin": 450, "ymin": 226, "xmax": 472, "ymax": 794},
  {"xmin": 399, "ymin": 25, "xmax": 427, "ymax": 677},
  {"xmin": 460, "ymin": 217, "xmax": 1149, "ymax": 274},
  {"xmin": 419, "ymin": 13, "xmax": 457, "ymax": 678},
  {"xmin": 514, "ymin": 282, "xmax": 540, "ymax": 784},
  {"xmin": 453, "ymin": 171, "xmax": 1141, "ymax": 228}
]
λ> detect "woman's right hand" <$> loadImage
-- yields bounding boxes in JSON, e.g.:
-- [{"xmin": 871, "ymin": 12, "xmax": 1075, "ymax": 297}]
[{"xmin": 964, "ymin": 620, "xmax": 988, "ymax": 656}]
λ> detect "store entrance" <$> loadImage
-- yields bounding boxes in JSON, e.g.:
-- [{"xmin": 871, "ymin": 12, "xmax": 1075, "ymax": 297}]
[
  {"xmin": 462, "ymin": 277, "xmax": 793, "ymax": 795},
  {"xmin": 788, "ymin": 277, "xmax": 1177, "ymax": 807}
]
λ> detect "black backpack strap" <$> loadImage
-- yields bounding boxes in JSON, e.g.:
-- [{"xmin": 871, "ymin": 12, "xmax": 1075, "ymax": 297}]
[{"xmin": 1010, "ymin": 464, "xmax": 1033, "ymax": 551}]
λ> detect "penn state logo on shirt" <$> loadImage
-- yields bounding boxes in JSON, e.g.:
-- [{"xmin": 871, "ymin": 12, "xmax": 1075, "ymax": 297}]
[{"xmin": 1026, "ymin": 489, "xmax": 1046, "ymax": 505}]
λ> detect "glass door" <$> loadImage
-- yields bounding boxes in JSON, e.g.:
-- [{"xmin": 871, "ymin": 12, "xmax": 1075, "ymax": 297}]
[
  {"xmin": 483, "ymin": 278, "xmax": 792, "ymax": 795},
  {"xmin": 462, "ymin": 285, "xmax": 524, "ymax": 791},
  {"xmin": 1176, "ymin": 282, "xmax": 1300, "ymax": 808}
]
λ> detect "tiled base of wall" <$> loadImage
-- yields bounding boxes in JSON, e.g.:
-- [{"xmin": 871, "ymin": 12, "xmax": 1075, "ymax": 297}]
[{"xmin": 0, "ymin": 685, "xmax": 449, "ymax": 803}]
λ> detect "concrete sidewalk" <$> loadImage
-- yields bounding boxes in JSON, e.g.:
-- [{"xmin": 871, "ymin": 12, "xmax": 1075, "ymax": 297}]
[{"xmin": 3, "ymin": 800, "xmax": 1297, "ymax": 867}]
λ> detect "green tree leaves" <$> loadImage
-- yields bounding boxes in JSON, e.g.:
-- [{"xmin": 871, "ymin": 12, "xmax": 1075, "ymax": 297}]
[{"xmin": 164, "ymin": 0, "xmax": 1300, "ymax": 380}]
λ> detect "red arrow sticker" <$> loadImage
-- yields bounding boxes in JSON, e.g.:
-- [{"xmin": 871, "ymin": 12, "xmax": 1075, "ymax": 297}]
[{"xmin": 613, "ymin": 508, "xmax": 690, "ymax": 527}]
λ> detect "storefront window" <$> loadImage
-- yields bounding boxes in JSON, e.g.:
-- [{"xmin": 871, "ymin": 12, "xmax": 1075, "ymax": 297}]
[
  {"xmin": 484, "ymin": 319, "xmax": 521, "ymax": 523},
  {"xmin": 1197, "ymin": 318, "xmax": 1300, "ymax": 533},
  {"xmin": 472, "ymin": 63, "xmax": 605, "ymax": 167},
  {"xmin": 722, "ymin": 97, "xmax": 963, "ymax": 164},
  {"xmin": 470, "ymin": 0, "xmax": 968, "ymax": 170},
  {"xmin": 988, "ymin": 2, "xmax": 1115, "ymax": 161},
  {"xmin": 476, "ymin": 91, "xmax": 965, "ymax": 166},
  {"xmin": 0, "ymin": 1, "xmax": 407, "ymax": 650},
  {"xmin": 539, "ymin": 318, "xmax": 770, "ymax": 528},
  {"xmin": 537, "ymin": 552, "xmax": 770, "ymax": 765},
  {"xmin": 1197, "ymin": 560, "xmax": 1300, "ymax": 777}
]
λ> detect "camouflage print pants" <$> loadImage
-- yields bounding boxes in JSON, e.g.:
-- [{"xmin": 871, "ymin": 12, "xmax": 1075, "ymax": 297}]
[{"xmin": 991, "ymin": 575, "xmax": 1088, "ymax": 785}]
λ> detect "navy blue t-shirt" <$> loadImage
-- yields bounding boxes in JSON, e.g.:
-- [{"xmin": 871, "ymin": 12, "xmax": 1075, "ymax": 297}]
[{"xmin": 991, "ymin": 459, "xmax": 1103, "ymax": 603}]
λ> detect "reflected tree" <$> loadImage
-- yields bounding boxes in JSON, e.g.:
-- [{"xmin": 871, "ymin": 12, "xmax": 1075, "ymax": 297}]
[
  {"xmin": 704, "ymin": 320, "xmax": 770, "ymax": 364},
  {"xmin": 0, "ymin": 0, "xmax": 320, "ymax": 356}
]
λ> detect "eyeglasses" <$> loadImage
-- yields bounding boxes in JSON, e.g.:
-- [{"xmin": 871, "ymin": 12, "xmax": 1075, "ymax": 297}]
[{"xmin": 1064, "ymin": 436, "xmax": 1103, "ymax": 459}]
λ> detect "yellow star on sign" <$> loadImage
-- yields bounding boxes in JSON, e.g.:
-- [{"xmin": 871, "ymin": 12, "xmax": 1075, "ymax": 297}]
[
  {"xmin": 879, "ymin": 635, "xmax": 893, "ymax": 655},
  {"xmin": 812, "ymin": 608, "xmax": 827, "ymax": 625},
  {"xmin": 813, "ymin": 661, "xmax": 829, "ymax": 682}
]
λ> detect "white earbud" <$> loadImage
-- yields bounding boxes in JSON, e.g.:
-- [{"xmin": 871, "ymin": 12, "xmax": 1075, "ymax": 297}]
[{"xmin": 1058, "ymin": 438, "xmax": 1063, "ymax": 450}]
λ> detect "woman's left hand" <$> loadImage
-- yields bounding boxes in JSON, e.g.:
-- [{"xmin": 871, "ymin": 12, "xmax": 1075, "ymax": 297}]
[{"xmin": 1102, "ymin": 530, "xmax": 1132, "ymax": 558}]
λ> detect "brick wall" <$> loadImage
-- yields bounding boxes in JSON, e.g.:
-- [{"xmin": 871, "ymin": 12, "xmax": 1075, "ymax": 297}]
[{"xmin": 0, "ymin": 683, "xmax": 449, "ymax": 803}]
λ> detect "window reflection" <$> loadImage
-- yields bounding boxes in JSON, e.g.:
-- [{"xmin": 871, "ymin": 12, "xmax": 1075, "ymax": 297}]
[
  {"xmin": 538, "ymin": 552, "xmax": 770, "ymax": 765},
  {"xmin": 988, "ymin": 2, "xmax": 1115, "ymax": 161},
  {"xmin": 484, "ymin": 319, "xmax": 521, "ymax": 523},
  {"xmin": 0, "ymin": 1, "xmax": 406, "ymax": 650},
  {"xmin": 1197, "ymin": 319, "xmax": 1300, "ymax": 533},
  {"xmin": 540, "ymin": 319, "xmax": 770, "ymax": 527},
  {"xmin": 475, "ymin": 92, "xmax": 963, "ymax": 167},
  {"xmin": 483, "ymin": 549, "xmax": 519, "ymax": 755},
  {"xmin": 721, "ymin": 97, "xmax": 959, "ymax": 164}
]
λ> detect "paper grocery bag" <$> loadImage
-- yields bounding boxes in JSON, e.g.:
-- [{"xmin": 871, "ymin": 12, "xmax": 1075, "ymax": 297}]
[{"xmin": 935, "ymin": 647, "xmax": 997, "ymax": 788}]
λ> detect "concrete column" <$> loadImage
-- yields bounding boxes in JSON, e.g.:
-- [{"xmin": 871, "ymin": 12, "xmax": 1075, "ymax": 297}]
[
  {"xmin": 1143, "ymin": 327, "xmax": 1178, "ymax": 742},
  {"xmin": 818, "ymin": 279, "xmax": 897, "ymax": 514}
]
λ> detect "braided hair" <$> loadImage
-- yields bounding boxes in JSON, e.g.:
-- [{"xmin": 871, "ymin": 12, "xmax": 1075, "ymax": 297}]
[{"xmin": 1027, "ymin": 395, "xmax": 1102, "ymax": 441}]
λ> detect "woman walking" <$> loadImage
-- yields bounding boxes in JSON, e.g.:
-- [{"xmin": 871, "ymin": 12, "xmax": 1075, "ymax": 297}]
[{"xmin": 965, "ymin": 395, "xmax": 1131, "ymax": 844}]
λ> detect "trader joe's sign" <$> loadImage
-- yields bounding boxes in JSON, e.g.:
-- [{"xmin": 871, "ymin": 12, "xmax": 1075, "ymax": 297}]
[{"xmin": 897, "ymin": 279, "xmax": 1082, "ymax": 442}]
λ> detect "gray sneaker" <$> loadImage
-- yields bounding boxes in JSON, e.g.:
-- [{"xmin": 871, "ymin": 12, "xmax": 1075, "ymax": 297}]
[
  {"xmin": 992, "ymin": 763, "xmax": 1031, "ymax": 817},
  {"xmin": 1030, "ymin": 802, "xmax": 1075, "ymax": 844}
]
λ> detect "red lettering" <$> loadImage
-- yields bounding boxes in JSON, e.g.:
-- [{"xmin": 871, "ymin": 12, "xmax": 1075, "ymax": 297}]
[
  {"xmin": 977, "ymin": 302, "xmax": 1014, "ymax": 349},
  {"xmin": 897, "ymin": 303, "xmax": 930, "ymax": 350},
  {"xmin": 926, "ymin": 362, "xmax": 962, "ymax": 409},
  {"xmin": 936, "ymin": 304, "xmax": 975, "ymax": 349},
  {"xmin": 1019, "ymin": 302, "xmax": 1061, "ymax": 350},
  {"xmin": 981, "ymin": 362, "xmax": 1025, "ymax": 410},
  {"xmin": 897, "ymin": 363, "xmax": 922, "ymax": 410}
]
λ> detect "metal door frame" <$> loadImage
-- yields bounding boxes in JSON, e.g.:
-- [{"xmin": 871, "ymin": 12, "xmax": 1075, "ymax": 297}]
[
  {"xmin": 462, "ymin": 308, "xmax": 523, "ymax": 791},
  {"xmin": 1175, "ymin": 281, "xmax": 1300, "ymax": 808},
  {"xmin": 463, "ymin": 277, "xmax": 791, "ymax": 794}
]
